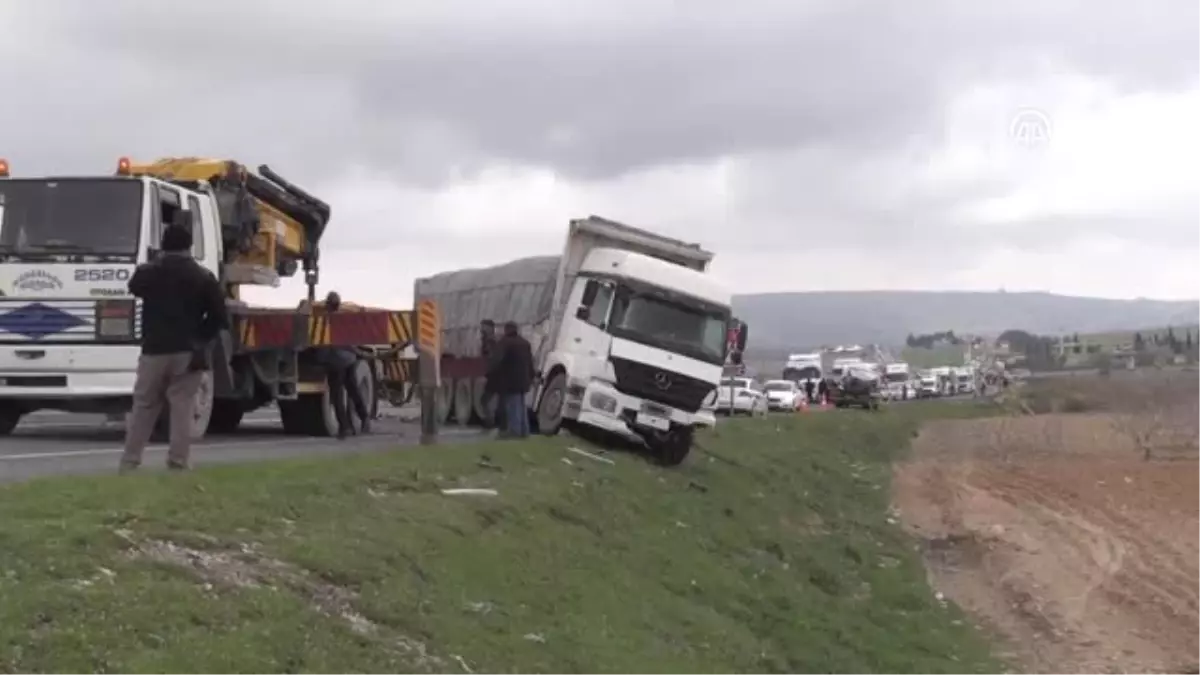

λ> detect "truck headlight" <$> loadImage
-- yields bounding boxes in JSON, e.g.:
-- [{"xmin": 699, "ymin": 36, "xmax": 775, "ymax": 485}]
[
  {"xmin": 95, "ymin": 299, "xmax": 136, "ymax": 341},
  {"xmin": 588, "ymin": 391, "xmax": 618, "ymax": 413}
]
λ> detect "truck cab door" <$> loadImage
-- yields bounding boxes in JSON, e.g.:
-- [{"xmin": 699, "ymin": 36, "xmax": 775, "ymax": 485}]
[
  {"xmin": 556, "ymin": 277, "xmax": 615, "ymax": 381},
  {"xmin": 183, "ymin": 193, "xmax": 222, "ymax": 280}
]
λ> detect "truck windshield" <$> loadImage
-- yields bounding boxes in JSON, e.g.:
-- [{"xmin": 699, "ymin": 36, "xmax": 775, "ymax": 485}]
[
  {"xmin": 609, "ymin": 288, "xmax": 729, "ymax": 366},
  {"xmin": 0, "ymin": 179, "xmax": 143, "ymax": 260},
  {"xmin": 783, "ymin": 366, "xmax": 821, "ymax": 380},
  {"xmin": 886, "ymin": 372, "xmax": 909, "ymax": 383}
]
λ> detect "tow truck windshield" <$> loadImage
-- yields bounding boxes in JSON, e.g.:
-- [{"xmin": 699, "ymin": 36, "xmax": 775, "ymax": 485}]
[
  {"xmin": 0, "ymin": 179, "xmax": 143, "ymax": 261},
  {"xmin": 608, "ymin": 285, "xmax": 730, "ymax": 366}
]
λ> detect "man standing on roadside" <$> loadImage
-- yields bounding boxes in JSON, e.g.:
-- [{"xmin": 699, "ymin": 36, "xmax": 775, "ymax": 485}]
[
  {"xmin": 490, "ymin": 321, "xmax": 535, "ymax": 438},
  {"xmin": 121, "ymin": 219, "xmax": 228, "ymax": 473},
  {"xmin": 319, "ymin": 291, "xmax": 371, "ymax": 439},
  {"xmin": 479, "ymin": 319, "xmax": 503, "ymax": 429}
]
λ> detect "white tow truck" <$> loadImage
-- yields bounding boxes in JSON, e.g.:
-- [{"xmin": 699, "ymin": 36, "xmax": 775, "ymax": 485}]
[
  {"xmin": 883, "ymin": 362, "xmax": 912, "ymax": 400},
  {"xmin": 415, "ymin": 216, "xmax": 732, "ymax": 465},
  {"xmin": 0, "ymin": 157, "xmax": 415, "ymax": 438}
]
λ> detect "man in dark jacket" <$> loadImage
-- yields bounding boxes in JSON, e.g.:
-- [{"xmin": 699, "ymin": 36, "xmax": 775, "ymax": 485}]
[
  {"xmin": 490, "ymin": 321, "xmax": 535, "ymax": 438},
  {"xmin": 121, "ymin": 221, "xmax": 229, "ymax": 472},
  {"xmin": 479, "ymin": 319, "xmax": 503, "ymax": 428},
  {"xmin": 319, "ymin": 291, "xmax": 371, "ymax": 439}
]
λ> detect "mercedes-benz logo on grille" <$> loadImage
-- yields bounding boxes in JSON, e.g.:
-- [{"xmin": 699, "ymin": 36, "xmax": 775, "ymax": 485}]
[{"xmin": 653, "ymin": 372, "xmax": 672, "ymax": 390}]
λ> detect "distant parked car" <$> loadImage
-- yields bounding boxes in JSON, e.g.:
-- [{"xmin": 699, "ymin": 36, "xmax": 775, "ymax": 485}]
[
  {"xmin": 713, "ymin": 384, "xmax": 767, "ymax": 416},
  {"xmin": 762, "ymin": 380, "xmax": 804, "ymax": 412}
]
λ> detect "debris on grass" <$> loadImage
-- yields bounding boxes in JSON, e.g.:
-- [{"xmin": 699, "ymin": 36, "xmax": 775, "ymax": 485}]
[
  {"xmin": 566, "ymin": 446, "xmax": 615, "ymax": 465},
  {"xmin": 440, "ymin": 488, "xmax": 499, "ymax": 497}
]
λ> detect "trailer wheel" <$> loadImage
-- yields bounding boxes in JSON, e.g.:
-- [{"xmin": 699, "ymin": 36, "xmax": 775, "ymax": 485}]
[
  {"xmin": 471, "ymin": 377, "xmax": 494, "ymax": 426},
  {"xmin": 452, "ymin": 377, "xmax": 474, "ymax": 426},
  {"xmin": 280, "ymin": 391, "xmax": 339, "ymax": 436},
  {"xmin": 438, "ymin": 379, "xmax": 454, "ymax": 423},
  {"xmin": 535, "ymin": 371, "xmax": 566, "ymax": 435},
  {"xmin": 352, "ymin": 360, "xmax": 375, "ymax": 421}
]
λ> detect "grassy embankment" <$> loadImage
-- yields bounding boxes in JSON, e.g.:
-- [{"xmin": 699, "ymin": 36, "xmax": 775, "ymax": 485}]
[{"xmin": 0, "ymin": 403, "xmax": 1001, "ymax": 673}]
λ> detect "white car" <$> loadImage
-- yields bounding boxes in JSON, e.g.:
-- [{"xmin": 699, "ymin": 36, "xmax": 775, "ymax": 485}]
[
  {"xmin": 712, "ymin": 384, "xmax": 767, "ymax": 416},
  {"xmin": 762, "ymin": 380, "xmax": 803, "ymax": 411}
]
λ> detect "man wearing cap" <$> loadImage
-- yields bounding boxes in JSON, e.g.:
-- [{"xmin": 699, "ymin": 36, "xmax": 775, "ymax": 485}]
[
  {"xmin": 121, "ymin": 218, "xmax": 228, "ymax": 472},
  {"xmin": 318, "ymin": 291, "xmax": 372, "ymax": 439}
]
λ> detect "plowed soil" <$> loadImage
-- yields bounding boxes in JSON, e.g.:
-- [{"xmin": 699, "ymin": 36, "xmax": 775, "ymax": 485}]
[{"xmin": 894, "ymin": 413, "xmax": 1199, "ymax": 674}]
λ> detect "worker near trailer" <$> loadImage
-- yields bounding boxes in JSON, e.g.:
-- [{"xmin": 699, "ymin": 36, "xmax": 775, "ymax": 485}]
[
  {"xmin": 803, "ymin": 378, "xmax": 816, "ymax": 404},
  {"xmin": 479, "ymin": 319, "xmax": 504, "ymax": 429},
  {"xmin": 490, "ymin": 321, "xmax": 535, "ymax": 438},
  {"xmin": 120, "ymin": 219, "xmax": 229, "ymax": 473},
  {"xmin": 319, "ymin": 291, "xmax": 372, "ymax": 439}
]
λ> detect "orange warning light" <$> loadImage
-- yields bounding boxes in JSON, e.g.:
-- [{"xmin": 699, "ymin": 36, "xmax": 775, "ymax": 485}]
[
  {"xmin": 0, "ymin": 158, "xmax": 9, "ymax": 177},
  {"xmin": 116, "ymin": 157, "xmax": 132, "ymax": 175}
]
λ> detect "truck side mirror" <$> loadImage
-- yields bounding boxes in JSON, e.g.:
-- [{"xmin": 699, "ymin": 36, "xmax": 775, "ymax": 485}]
[{"xmin": 575, "ymin": 305, "xmax": 590, "ymax": 321}]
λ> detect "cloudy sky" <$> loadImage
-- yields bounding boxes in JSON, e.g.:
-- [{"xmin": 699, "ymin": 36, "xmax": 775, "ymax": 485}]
[{"xmin": 1, "ymin": 0, "xmax": 1196, "ymax": 308}]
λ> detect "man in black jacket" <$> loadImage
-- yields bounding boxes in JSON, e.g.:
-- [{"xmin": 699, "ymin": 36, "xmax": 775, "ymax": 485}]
[
  {"xmin": 121, "ymin": 221, "xmax": 229, "ymax": 472},
  {"xmin": 318, "ymin": 291, "xmax": 371, "ymax": 439},
  {"xmin": 490, "ymin": 321, "xmax": 535, "ymax": 438},
  {"xmin": 479, "ymin": 319, "xmax": 503, "ymax": 428}
]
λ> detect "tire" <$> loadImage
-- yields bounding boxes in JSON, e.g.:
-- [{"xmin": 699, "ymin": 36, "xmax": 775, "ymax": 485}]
[
  {"xmin": 0, "ymin": 406, "xmax": 21, "ymax": 436},
  {"xmin": 279, "ymin": 385, "xmax": 338, "ymax": 437},
  {"xmin": 437, "ymin": 379, "xmax": 454, "ymax": 424},
  {"xmin": 650, "ymin": 426, "xmax": 693, "ymax": 466},
  {"xmin": 207, "ymin": 399, "xmax": 245, "ymax": 434},
  {"xmin": 151, "ymin": 371, "xmax": 214, "ymax": 443},
  {"xmin": 471, "ymin": 377, "xmax": 490, "ymax": 423},
  {"xmin": 536, "ymin": 371, "xmax": 566, "ymax": 436},
  {"xmin": 351, "ymin": 360, "xmax": 376, "ymax": 420},
  {"xmin": 452, "ymin": 377, "xmax": 474, "ymax": 426}
]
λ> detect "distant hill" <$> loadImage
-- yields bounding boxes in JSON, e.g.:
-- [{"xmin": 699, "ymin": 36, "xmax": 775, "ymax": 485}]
[{"xmin": 734, "ymin": 291, "xmax": 1199, "ymax": 352}]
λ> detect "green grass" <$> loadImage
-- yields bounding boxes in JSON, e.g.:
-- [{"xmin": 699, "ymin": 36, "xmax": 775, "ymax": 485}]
[{"xmin": 0, "ymin": 408, "xmax": 1002, "ymax": 674}]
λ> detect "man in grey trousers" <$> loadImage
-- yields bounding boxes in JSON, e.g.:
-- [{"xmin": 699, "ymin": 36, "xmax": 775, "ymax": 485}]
[{"xmin": 120, "ymin": 221, "xmax": 229, "ymax": 472}]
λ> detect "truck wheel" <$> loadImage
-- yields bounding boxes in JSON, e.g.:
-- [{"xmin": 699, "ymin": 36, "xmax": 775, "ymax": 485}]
[
  {"xmin": 207, "ymin": 400, "xmax": 245, "ymax": 434},
  {"xmin": 452, "ymin": 377, "xmax": 474, "ymax": 426},
  {"xmin": 437, "ymin": 379, "xmax": 454, "ymax": 424},
  {"xmin": 650, "ymin": 426, "xmax": 693, "ymax": 466},
  {"xmin": 471, "ymin": 377, "xmax": 493, "ymax": 426},
  {"xmin": 352, "ymin": 360, "xmax": 376, "ymax": 420},
  {"xmin": 0, "ymin": 406, "xmax": 21, "ymax": 436},
  {"xmin": 280, "ymin": 390, "xmax": 339, "ymax": 436},
  {"xmin": 536, "ymin": 371, "xmax": 566, "ymax": 435}
]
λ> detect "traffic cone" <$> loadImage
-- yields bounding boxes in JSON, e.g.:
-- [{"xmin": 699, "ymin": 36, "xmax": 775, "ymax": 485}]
[
  {"xmin": 820, "ymin": 394, "xmax": 831, "ymax": 410},
  {"xmin": 797, "ymin": 396, "xmax": 809, "ymax": 413}
]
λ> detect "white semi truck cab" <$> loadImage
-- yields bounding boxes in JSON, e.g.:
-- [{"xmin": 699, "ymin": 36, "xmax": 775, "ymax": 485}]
[{"xmin": 545, "ymin": 245, "xmax": 730, "ymax": 462}]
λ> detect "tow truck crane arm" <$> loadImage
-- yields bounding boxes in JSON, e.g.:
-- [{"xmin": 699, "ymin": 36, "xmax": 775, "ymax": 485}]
[{"xmin": 120, "ymin": 157, "xmax": 330, "ymax": 300}]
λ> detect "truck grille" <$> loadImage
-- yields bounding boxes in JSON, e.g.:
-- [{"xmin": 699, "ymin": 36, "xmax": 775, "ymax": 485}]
[
  {"xmin": 609, "ymin": 356, "xmax": 716, "ymax": 413},
  {"xmin": 0, "ymin": 299, "xmax": 141, "ymax": 343}
]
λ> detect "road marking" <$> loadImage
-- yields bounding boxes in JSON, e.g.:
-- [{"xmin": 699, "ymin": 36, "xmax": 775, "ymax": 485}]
[{"xmin": 0, "ymin": 436, "xmax": 331, "ymax": 462}]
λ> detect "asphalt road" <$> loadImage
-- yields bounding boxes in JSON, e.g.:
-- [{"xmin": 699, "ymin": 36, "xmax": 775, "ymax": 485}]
[{"xmin": 0, "ymin": 406, "xmax": 489, "ymax": 484}]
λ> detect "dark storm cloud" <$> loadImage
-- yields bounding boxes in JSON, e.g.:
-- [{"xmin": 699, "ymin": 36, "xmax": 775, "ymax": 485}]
[{"xmin": 0, "ymin": 0, "xmax": 1194, "ymax": 279}]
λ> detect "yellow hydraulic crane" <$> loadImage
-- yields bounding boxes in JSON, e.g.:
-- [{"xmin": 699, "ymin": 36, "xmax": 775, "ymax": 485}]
[{"xmin": 118, "ymin": 157, "xmax": 331, "ymax": 301}]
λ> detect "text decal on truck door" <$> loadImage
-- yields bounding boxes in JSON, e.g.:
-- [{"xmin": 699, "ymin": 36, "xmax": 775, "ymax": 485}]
[{"xmin": 75, "ymin": 268, "xmax": 131, "ymax": 282}]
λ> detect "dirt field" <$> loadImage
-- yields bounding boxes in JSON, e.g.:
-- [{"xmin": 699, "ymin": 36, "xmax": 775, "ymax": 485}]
[{"xmin": 894, "ymin": 387, "xmax": 1199, "ymax": 673}]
